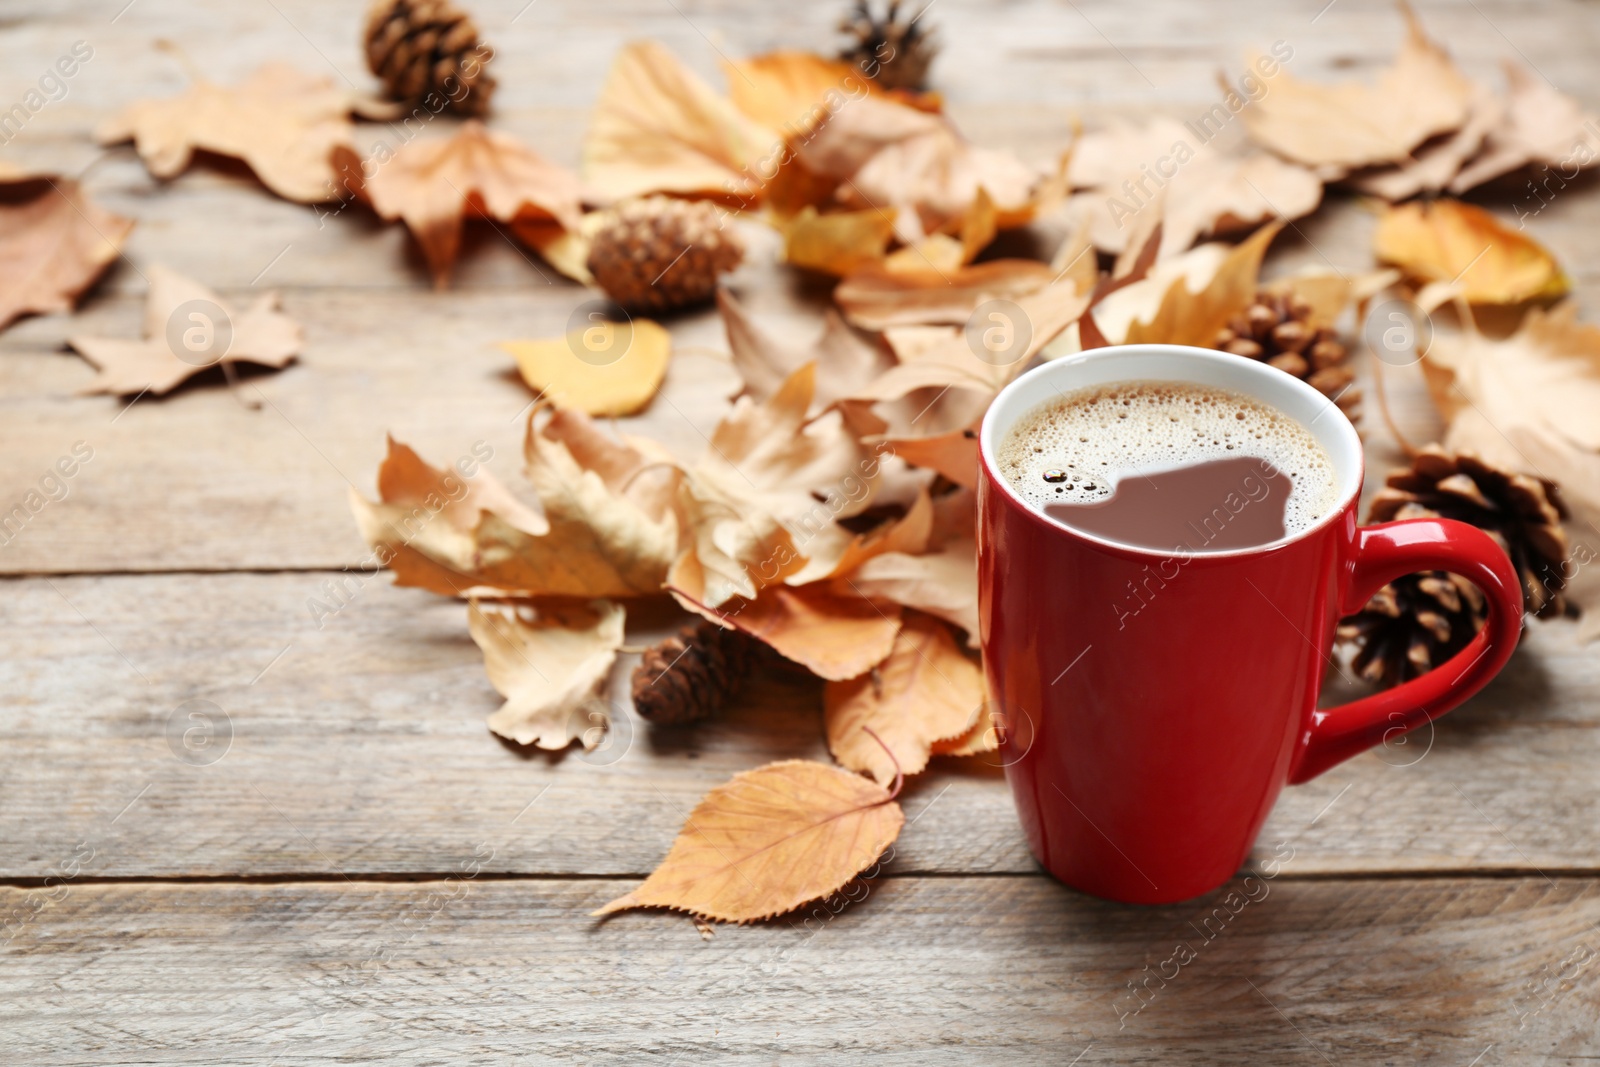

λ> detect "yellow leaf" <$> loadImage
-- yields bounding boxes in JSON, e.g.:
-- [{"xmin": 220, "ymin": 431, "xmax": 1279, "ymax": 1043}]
[
  {"xmin": 1374, "ymin": 199, "xmax": 1568, "ymax": 306},
  {"xmin": 97, "ymin": 63, "xmax": 367, "ymax": 202},
  {"xmin": 500, "ymin": 319, "xmax": 672, "ymax": 417},
  {"xmin": 0, "ymin": 175, "xmax": 133, "ymax": 331},
  {"xmin": 932, "ymin": 702, "xmax": 1000, "ymax": 756},
  {"xmin": 593, "ymin": 759, "xmax": 903, "ymax": 922},
  {"xmin": 835, "ymin": 259, "xmax": 1054, "ymax": 330},
  {"xmin": 724, "ymin": 51, "xmax": 878, "ymax": 136},
  {"xmin": 583, "ymin": 41, "xmax": 778, "ymax": 203},
  {"xmin": 1124, "ymin": 221, "xmax": 1282, "ymax": 348},
  {"xmin": 878, "ymin": 426, "xmax": 980, "ymax": 489},
  {"xmin": 825, "ymin": 612, "xmax": 982, "ymax": 783},
  {"xmin": 1237, "ymin": 5, "xmax": 1473, "ymax": 172},
  {"xmin": 331, "ymin": 121, "xmax": 583, "ymax": 288},
  {"xmin": 468, "ymin": 599, "xmax": 624, "ymax": 749},
  {"xmin": 707, "ymin": 583, "xmax": 902, "ymax": 681},
  {"xmin": 779, "ymin": 205, "xmax": 896, "ymax": 276}
]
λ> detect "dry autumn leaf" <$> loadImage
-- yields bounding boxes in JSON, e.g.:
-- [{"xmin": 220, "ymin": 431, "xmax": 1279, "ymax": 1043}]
[
  {"xmin": 0, "ymin": 175, "xmax": 133, "ymax": 331},
  {"xmin": 500, "ymin": 319, "xmax": 672, "ymax": 417},
  {"xmin": 1237, "ymin": 6, "xmax": 1473, "ymax": 174},
  {"xmin": 468, "ymin": 599, "xmax": 625, "ymax": 748},
  {"xmin": 1451, "ymin": 60, "xmax": 1600, "ymax": 194},
  {"xmin": 593, "ymin": 758, "xmax": 903, "ymax": 923},
  {"xmin": 99, "ymin": 63, "xmax": 372, "ymax": 203},
  {"xmin": 68, "ymin": 265, "xmax": 300, "ymax": 396},
  {"xmin": 723, "ymin": 51, "xmax": 878, "ymax": 136},
  {"xmin": 837, "ymin": 537, "xmax": 978, "ymax": 643},
  {"xmin": 583, "ymin": 40, "xmax": 777, "ymax": 203},
  {"xmin": 1350, "ymin": 82, "xmax": 1504, "ymax": 201},
  {"xmin": 1123, "ymin": 221, "xmax": 1282, "ymax": 348},
  {"xmin": 824, "ymin": 611, "xmax": 982, "ymax": 783},
  {"xmin": 701, "ymin": 582, "xmax": 902, "ymax": 681},
  {"xmin": 718, "ymin": 289, "xmax": 892, "ymax": 411},
  {"xmin": 1374, "ymin": 199, "xmax": 1568, "ymax": 306},
  {"xmin": 834, "ymin": 259, "xmax": 1055, "ymax": 331},
  {"xmin": 932, "ymin": 701, "xmax": 1000, "ymax": 756},
  {"xmin": 779, "ymin": 205, "xmax": 896, "ymax": 276},
  {"xmin": 332, "ymin": 121, "xmax": 584, "ymax": 287}
]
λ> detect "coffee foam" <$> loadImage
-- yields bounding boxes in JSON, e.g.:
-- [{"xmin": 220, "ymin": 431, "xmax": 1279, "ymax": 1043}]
[{"xmin": 998, "ymin": 381, "xmax": 1340, "ymax": 544}]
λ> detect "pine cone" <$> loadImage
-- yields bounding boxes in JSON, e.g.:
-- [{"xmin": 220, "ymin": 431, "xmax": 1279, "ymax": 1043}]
[
  {"xmin": 631, "ymin": 620, "xmax": 758, "ymax": 726},
  {"xmin": 1336, "ymin": 445, "xmax": 1571, "ymax": 687},
  {"xmin": 837, "ymin": 0, "xmax": 938, "ymax": 92},
  {"xmin": 586, "ymin": 198, "xmax": 744, "ymax": 313},
  {"xmin": 1214, "ymin": 290, "xmax": 1361, "ymax": 424},
  {"xmin": 363, "ymin": 0, "xmax": 495, "ymax": 115}
]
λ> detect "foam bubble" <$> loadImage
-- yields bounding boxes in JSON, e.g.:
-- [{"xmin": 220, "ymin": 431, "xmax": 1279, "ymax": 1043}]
[{"xmin": 998, "ymin": 381, "xmax": 1340, "ymax": 543}]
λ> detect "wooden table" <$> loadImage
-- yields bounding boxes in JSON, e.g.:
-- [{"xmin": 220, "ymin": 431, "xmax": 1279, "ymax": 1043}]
[{"xmin": 3, "ymin": 1, "xmax": 1598, "ymax": 1062}]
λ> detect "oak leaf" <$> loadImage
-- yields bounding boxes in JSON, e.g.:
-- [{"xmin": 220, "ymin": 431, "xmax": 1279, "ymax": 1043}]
[
  {"xmin": 98, "ymin": 63, "xmax": 371, "ymax": 203},
  {"xmin": 68, "ymin": 265, "xmax": 300, "ymax": 396},
  {"xmin": 1374, "ymin": 199, "xmax": 1568, "ymax": 306},
  {"xmin": 1123, "ymin": 221, "xmax": 1282, "ymax": 348},
  {"xmin": 468, "ymin": 599, "xmax": 625, "ymax": 748},
  {"xmin": 332, "ymin": 121, "xmax": 584, "ymax": 287},
  {"xmin": 825, "ymin": 611, "xmax": 982, "ymax": 783},
  {"xmin": 1237, "ymin": 6, "xmax": 1473, "ymax": 173},
  {"xmin": 593, "ymin": 759, "xmax": 904, "ymax": 923},
  {"xmin": 1450, "ymin": 60, "xmax": 1600, "ymax": 194},
  {"xmin": 583, "ymin": 41, "xmax": 777, "ymax": 203},
  {"xmin": 0, "ymin": 175, "xmax": 133, "ymax": 331},
  {"xmin": 500, "ymin": 319, "xmax": 671, "ymax": 417}
]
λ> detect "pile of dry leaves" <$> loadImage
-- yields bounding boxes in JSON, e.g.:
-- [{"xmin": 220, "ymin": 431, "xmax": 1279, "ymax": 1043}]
[{"xmin": 3, "ymin": 2, "xmax": 1597, "ymax": 924}]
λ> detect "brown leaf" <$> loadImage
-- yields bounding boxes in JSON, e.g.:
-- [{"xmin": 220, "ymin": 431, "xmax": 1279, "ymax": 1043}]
[
  {"xmin": 333, "ymin": 121, "xmax": 584, "ymax": 287},
  {"xmin": 711, "ymin": 583, "xmax": 901, "ymax": 681},
  {"xmin": 931, "ymin": 701, "xmax": 999, "ymax": 756},
  {"xmin": 878, "ymin": 426, "xmax": 979, "ymax": 488},
  {"xmin": 68, "ymin": 265, "xmax": 300, "ymax": 396},
  {"xmin": 593, "ymin": 759, "xmax": 903, "ymax": 923},
  {"xmin": 583, "ymin": 41, "xmax": 777, "ymax": 203},
  {"xmin": 723, "ymin": 51, "xmax": 879, "ymax": 135},
  {"xmin": 779, "ymin": 205, "xmax": 897, "ymax": 276},
  {"xmin": 834, "ymin": 259, "xmax": 1055, "ymax": 330},
  {"xmin": 825, "ymin": 612, "xmax": 982, "ymax": 783},
  {"xmin": 468, "ymin": 599, "xmax": 625, "ymax": 748},
  {"xmin": 1350, "ymin": 82, "xmax": 1504, "ymax": 200},
  {"xmin": 718, "ymin": 289, "xmax": 893, "ymax": 410},
  {"xmin": 98, "ymin": 63, "xmax": 366, "ymax": 203},
  {"xmin": 1451, "ymin": 60, "xmax": 1600, "ymax": 194},
  {"xmin": 1374, "ymin": 199, "xmax": 1568, "ymax": 306},
  {"xmin": 500, "ymin": 319, "xmax": 672, "ymax": 417},
  {"xmin": 1237, "ymin": 6, "xmax": 1473, "ymax": 173},
  {"xmin": 0, "ymin": 176, "xmax": 132, "ymax": 331},
  {"xmin": 1123, "ymin": 221, "xmax": 1282, "ymax": 347},
  {"xmin": 837, "ymin": 537, "xmax": 978, "ymax": 644}
]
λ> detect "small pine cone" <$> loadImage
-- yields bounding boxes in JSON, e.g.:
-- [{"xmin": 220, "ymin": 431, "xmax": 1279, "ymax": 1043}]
[
  {"xmin": 1214, "ymin": 290, "xmax": 1361, "ymax": 424},
  {"xmin": 837, "ymin": 0, "xmax": 939, "ymax": 92},
  {"xmin": 631, "ymin": 620, "xmax": 758, "ymax": 726},
  {"xmin": 586, "ymin": 198, "xmax": 744, "ymax": 313},
  {"xmin": 364, "ymin": 0, "xmax": 495, "ymax": 115},
  {"xmin": 1336, "ymin": 445, "xmax": 1572, "ymax": 688}
]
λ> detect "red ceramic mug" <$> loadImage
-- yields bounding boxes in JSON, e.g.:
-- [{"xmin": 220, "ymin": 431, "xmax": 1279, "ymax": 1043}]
[{"xmin": 976, "ymin": 344, "xmax": 1524, "ymax": 904}]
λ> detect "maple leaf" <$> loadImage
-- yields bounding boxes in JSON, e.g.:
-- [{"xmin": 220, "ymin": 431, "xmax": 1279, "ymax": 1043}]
[
  {"xmin": 67, "ymin": 265, "xmax": 300, "ymax": 396},
  {"xmin": 468, "ymin": 599, "xmax": 625, "ymax": 748},
  {"xmin": 98, "ymin": 63, "xmax": 374, "ymax": 203},
  {"xmin": 1451, "ymin": 60, "xmax": 1600, "ymax": 194},
  {"xmin": 500, "ymin": 319, "xmax": 672, "ymax": 417},
  {"xmin": 0, "ymin": 175, "xmax": 133, "ymax": 331},
  {"xmin": 582, "ymin": 40, "xmax": 777, "ymax": 203},
  {"xmin": 825, "ymin": 611, "xmax": 982, "ymax": 783},
  {"xmin": 1374, "ymin": 199, "xmax": 1568, "ymax": 306},
  {"xmin": 1237, "ymin": 5, "xmax": 1473, "ymax": 174},
  {"xmin": 332, "ymin": 121, "xmax": 585, "ymax": 288},
  {"xmin": 593, "ymin": 759, "xmax": 904, "ymax": 923},
  {"xmin": 1122, "ymin": 220, "xmax": 1282, "ymax": 348}
]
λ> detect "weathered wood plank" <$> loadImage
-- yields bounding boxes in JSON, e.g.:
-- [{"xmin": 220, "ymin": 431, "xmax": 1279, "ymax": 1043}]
[
  {"xmin": 2, "ymin": 875, "xmax": 1596, "ymax": 1064},
  {"xmin": 1, "ymin": 571, "xmax": 1593, "ymax": 880}
]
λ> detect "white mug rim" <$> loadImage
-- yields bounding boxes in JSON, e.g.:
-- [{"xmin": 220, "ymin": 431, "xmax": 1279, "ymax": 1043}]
[{"xmin": 977, "ymin": 344, "xmax": 1365, "ymax": 560}]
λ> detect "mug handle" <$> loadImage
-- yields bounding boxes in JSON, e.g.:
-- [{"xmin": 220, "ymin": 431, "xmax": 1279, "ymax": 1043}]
[{"xmin": 1288, "ymin": 518, "xmax": 1525, "ymax": 784}]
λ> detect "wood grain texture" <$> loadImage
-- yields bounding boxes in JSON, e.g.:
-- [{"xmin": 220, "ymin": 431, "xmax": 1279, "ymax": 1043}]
[
  {"xmin": 0, "ymin": 571, "xmax": 1593, "ymax": 880},
  {"xmin": 3, "ymin": 876, "xmax": 1598, "ymax": 1065}
]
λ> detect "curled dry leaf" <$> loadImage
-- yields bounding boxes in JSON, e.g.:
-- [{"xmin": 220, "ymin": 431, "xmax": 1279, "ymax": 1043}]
[
  {"xmin": 687, "ymin": 582, "xmax": 902, "ymax": 681},
  {"xmin": 0, "ymin": 175, "xmax": 133, "ymax": 332},
  {"xmin": 1374, "ymin": 199, "xmax": 1568, "ymax": 307},
  {"xmin": 500, "ymin": 319, "xmax": 672, "ymax": 417},
  {"xmin": 593, "ymin": 759, "xmax": 903, "ymax": 923},
  {"xmin": 98, "ymin": 63, "xmax": 369, "ymax": 203},
  {"xmin": 838, "ymin": 537, "xmax": 979, "ymax": 644},
  {"xmin": 583, "ymin": 40, "xmax": 777, "ymax": 203},
  {"xmin": 468, "ymin": 599, "xmax": 625, "ymax": 748},
  {"xmin": 1123, "ymin": 221, "xmax": 1281, "ymax": 348},
  {"xmin": 68, "ymin": 265, "xmax": 300, "ymax": 396},
  {"xmin": 332, "ymin": 121, "xmax": 584, "ymax": 287},
  {"xmin": 834, "ymin": 259, "xmax": 1055, "ymax": 331},
  {"xmin": 1451, "ymin": 60, "xmax": 1600, "ymax": 194},
  {"xmin": 1350, "ymin": 82, "xmax": 1504, "ymax": 201},
  {"xmin": 824, "ymin": 611, "xmax": 982, "ymax": 783},
  {"xmin": 718, "ymin": 289, "xmax": 892, "ymax": 411},
  {"xmin": 932, "ymin": 701, "xmax": 999, "ymax": 756},
  {"xmin": 878, "ymin": 425, "xmax": 979, "ymax": 489},
  {"xmin": 779, "ymin": 205, "xmax": 897, "ymax": 277},
  {"xmin": 723, "ymin": 51, "xmax": 879, "ymax": 136},
  {"xmin": 1237, "ymin": 6, "xmax": 1473, "ymax": 174}
]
